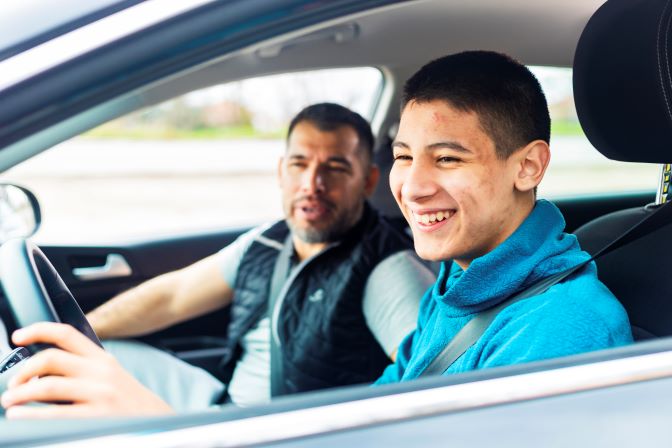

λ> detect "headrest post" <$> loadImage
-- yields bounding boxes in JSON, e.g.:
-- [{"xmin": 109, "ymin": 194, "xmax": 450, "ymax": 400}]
[{"xmin": 656, "ymin": 164, "xmax": 672, "ymax": 205}]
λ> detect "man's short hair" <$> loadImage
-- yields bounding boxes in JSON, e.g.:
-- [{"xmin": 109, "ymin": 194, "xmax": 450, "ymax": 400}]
[
  {"xmin": 401, "ymin": 51, "xmax": 551, "ymax": 159},
  {"xmin": 287, "ymin": 103, "xmax": 375, "ymax": 162}
]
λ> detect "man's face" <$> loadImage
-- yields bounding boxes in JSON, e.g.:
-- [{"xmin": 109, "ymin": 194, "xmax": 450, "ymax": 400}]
[
  {"xmin": 390, "ymin": 100, "xmax": 527, "ymax": 267},
  {"xmin": 279, "ymin": 121, "xmax": 377, "ymax": 244}
]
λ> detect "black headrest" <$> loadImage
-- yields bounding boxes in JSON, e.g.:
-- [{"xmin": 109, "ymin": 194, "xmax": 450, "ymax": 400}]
[{"xmin": 573, "ymin": 0, "xmax": 672, "ymax": 163}]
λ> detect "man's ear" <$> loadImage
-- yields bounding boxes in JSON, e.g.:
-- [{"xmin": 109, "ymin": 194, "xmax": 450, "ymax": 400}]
[
  {"xmin": 277, "ymin": 156, "xmax": 285, "ymax": 187},
  {"xmin": 364, "ymin": 163, "xmax": 380, "ymax": 197},
  {"xmin": 513, "ymin": 140, "xmax": 550, "ymax": 193}
]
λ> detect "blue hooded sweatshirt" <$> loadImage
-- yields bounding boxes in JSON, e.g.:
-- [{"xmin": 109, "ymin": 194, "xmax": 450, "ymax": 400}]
[{"xmin": 376, "ymin": 200, "xmax": 633, "ymax": 384}]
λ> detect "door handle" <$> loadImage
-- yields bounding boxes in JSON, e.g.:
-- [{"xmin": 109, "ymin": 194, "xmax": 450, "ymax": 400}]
[{"xmin": 72, "ymin": 254, "xmax": 132, "ymax": 281}]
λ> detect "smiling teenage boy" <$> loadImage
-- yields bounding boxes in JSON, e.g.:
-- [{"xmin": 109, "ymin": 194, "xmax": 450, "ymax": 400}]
[{"xmin": 376, "ymin": 51, "xmax": 633, "ymax": 384}]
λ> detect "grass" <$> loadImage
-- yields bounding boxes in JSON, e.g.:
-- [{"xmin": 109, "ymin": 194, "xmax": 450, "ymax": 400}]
[
  {"xmin": 82, "ymin": 124, "xmax": 287, "ymax": 140},
  {"xmin": 551, "ymin": 120, "xmax": 585, "ymax": 136},
  {"xmin": 82, "ymin": 120, "xmax": 585, "ymax": 140}
]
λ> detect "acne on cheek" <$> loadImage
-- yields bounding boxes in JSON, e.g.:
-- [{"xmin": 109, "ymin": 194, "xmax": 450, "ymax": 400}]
[
  {"xmin": 475, "ymin": 176, "xmax": 496, "ymax": 195},
  {"xmin": 430, "ymin": 111, "xmax": 449, "ymax": 131},
  {"xmin": 480, "ymin": 163, "xmax": 508, "ymax": 189}
]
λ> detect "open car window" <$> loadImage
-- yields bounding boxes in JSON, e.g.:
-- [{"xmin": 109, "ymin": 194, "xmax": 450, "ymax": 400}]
[
  {"xmin": 531, "ymin": 66, "xmax": 659, "ymax": 199},
  {"xmin": 2, "ymin": 67, "xmax": 383, "ymax": 244}
]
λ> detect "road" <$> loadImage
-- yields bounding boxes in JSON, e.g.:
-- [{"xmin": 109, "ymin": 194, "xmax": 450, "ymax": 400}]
[{"xmin": 2, "ymin": 137, "xmax": 659, "ymax": 244}]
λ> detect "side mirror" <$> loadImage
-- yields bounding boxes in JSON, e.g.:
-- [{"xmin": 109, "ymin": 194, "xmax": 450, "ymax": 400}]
[{"xmin": 0, "ymin": 183, "xmax": 41, "ymax": 244}]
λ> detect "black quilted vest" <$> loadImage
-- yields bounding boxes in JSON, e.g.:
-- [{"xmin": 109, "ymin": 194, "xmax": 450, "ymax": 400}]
[{"xmin": 219, "ymin": 204, "xmax": 412, "ymax": 395}]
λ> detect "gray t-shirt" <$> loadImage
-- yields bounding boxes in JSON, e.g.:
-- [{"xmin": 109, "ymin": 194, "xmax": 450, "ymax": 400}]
[{"xmin": 219, "ymin": 224, "xmax": 435, "ymax": 407}]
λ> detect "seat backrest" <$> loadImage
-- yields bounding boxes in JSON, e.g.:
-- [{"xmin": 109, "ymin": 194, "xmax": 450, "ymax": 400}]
[
  {"xmin": 575, "ymin": 206, "xmax": 672, "ymax": 340},
  {"xmin": 573, "ymin": 0, "xmax": 672, "ymax": 339}
]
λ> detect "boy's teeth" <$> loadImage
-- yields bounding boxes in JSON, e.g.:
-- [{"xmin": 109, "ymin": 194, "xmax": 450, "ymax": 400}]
[{"xmin": 414, "ymin": 210, "xmax": 452, "ymax": 224}]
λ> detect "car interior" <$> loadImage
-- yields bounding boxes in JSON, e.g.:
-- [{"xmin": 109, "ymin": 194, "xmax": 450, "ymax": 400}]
[
  {"xmin": 2, "ymin": 0, "xmax": 672, "ymax": 445},
  {"xmin": 0, "ymin": 0, "xmax": 670, "ymax": 427},
  {"xmin": 0, "ymin": 0, "xmax": 661, "ymax": 382}
]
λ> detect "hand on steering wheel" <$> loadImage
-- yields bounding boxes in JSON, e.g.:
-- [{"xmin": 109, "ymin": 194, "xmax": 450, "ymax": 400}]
[
  {"xmin": 0, "ymin": 238, "xmax": 101, "ymax": 351},
  {"xmin": 0, "ymin": 239, "xmax": 172, "ymax": 418}
]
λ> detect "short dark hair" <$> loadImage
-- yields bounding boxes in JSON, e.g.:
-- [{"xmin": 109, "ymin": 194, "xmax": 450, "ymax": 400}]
[
  {"xmin": 287, "ymin": 103, "xmax": 374, "ymax": 162},
  {"xmin": 401, "ymin": 51, "xmax": 550, "ymax": 159}
]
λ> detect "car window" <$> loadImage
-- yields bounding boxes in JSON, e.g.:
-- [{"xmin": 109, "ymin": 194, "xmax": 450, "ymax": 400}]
[
  {"xmin": 531, "ymin": 66, "xmax": 659, "ymax": 199},
  {"xmin": 1, "ymin": 67, "xmax": 383, "ymax": 244}
]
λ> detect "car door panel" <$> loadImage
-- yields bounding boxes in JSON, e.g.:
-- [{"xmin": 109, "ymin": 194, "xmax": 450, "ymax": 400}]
[{"xmin": 0, "ymin": 227, "xmax": 249, "ymax": 378}]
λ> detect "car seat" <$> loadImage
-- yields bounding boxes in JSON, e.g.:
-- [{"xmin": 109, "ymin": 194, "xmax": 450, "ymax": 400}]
[{"xmin": 572, "ymin": 0, "xmax": 672, "ymax": 340}]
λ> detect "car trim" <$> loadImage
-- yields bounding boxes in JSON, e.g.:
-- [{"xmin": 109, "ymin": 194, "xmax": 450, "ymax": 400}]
[
  {"xmin": 0, "ymin": 0, "xmax": 145, "ymax": 63},
  {"xmin": 55, "ymin": 347, "xmax": 672, "ymax": 447},
  {"xmin": 0, "ymin": 0, "xmax": 214, "ymax": 92}
]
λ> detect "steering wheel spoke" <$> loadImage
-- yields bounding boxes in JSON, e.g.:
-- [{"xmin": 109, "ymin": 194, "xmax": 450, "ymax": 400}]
[{"xmin": 0, "ymin": 239, "xmax": 102, "ymax": 350}]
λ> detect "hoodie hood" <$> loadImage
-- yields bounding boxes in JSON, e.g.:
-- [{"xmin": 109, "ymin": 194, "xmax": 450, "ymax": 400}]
[{"xmin": 433, "ymin": 200, "xmax": 590, "ymax": 316}]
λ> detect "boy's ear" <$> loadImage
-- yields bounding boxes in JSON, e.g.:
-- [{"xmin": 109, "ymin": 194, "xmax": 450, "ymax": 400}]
[
  {"xmin": 513, "ymin": 140, "xmax": 550, "ymax": 192},
  {"xmin": 364, "ymin": 164, "xmax": 380, "ymax": 197}
]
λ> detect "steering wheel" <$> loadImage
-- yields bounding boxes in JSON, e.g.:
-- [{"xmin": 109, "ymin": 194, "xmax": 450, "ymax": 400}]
[{"xmin": 0, "ymin": 238, "xmax": 102, "ymax": 351}]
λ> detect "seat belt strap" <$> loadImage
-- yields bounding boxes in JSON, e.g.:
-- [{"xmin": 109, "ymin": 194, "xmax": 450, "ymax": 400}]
[
  {"xmin": 420, "ymin": 199, "xmax": 672, "ymax": 377},
  {"xmin": 269, "ymin": 235, "xmax": 294, "ymax": 397}
]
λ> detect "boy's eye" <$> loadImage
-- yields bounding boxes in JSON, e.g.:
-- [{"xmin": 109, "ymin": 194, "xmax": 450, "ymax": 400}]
[
  {"xmin": 393, "ymin": 154, "xmax": 412, "ymax": 162},
  {"xmin": 438, "ymin": 156, "xmax": 460, "ymax": 163}
]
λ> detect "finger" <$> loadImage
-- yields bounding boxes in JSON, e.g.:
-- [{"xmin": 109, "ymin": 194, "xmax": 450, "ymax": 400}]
[
  {"xmin": 5, "ymin": 403, "xmax": 102, "ymax": 419},
  {"xmin": 2, "ymin": 376, "xmax": 97, "ymax": 408},
  {"xmin": 7, "ymin": 348, "xmax": 91, "ymax": 388},
  {"xmin": 12, "ymin": 323, "xmax": 102, "ymax": 357}
]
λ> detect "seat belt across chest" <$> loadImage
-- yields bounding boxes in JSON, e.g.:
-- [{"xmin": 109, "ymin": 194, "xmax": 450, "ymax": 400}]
[
  {"xmin": 420, "ymin": 199, "xmax": 672, "ymax": 377},
  {"xmin": 268, "ymin": 235, "xmax": 294, "ymax": 397}
]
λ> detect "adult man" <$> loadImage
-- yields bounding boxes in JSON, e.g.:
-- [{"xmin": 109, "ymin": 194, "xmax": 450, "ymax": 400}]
[
  {"xmin": 1, "ymin": 103, "xmax": 433, "ymax": 417},
  {"xmin": 376, "ymin": 51, "xmax": 632, "ymax": 384}
]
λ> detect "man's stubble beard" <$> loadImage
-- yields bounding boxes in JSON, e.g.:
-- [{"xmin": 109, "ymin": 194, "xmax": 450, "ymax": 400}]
[{"xmin": 287, "ymin": 199, "xmax": 364, "ymax": 244}]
